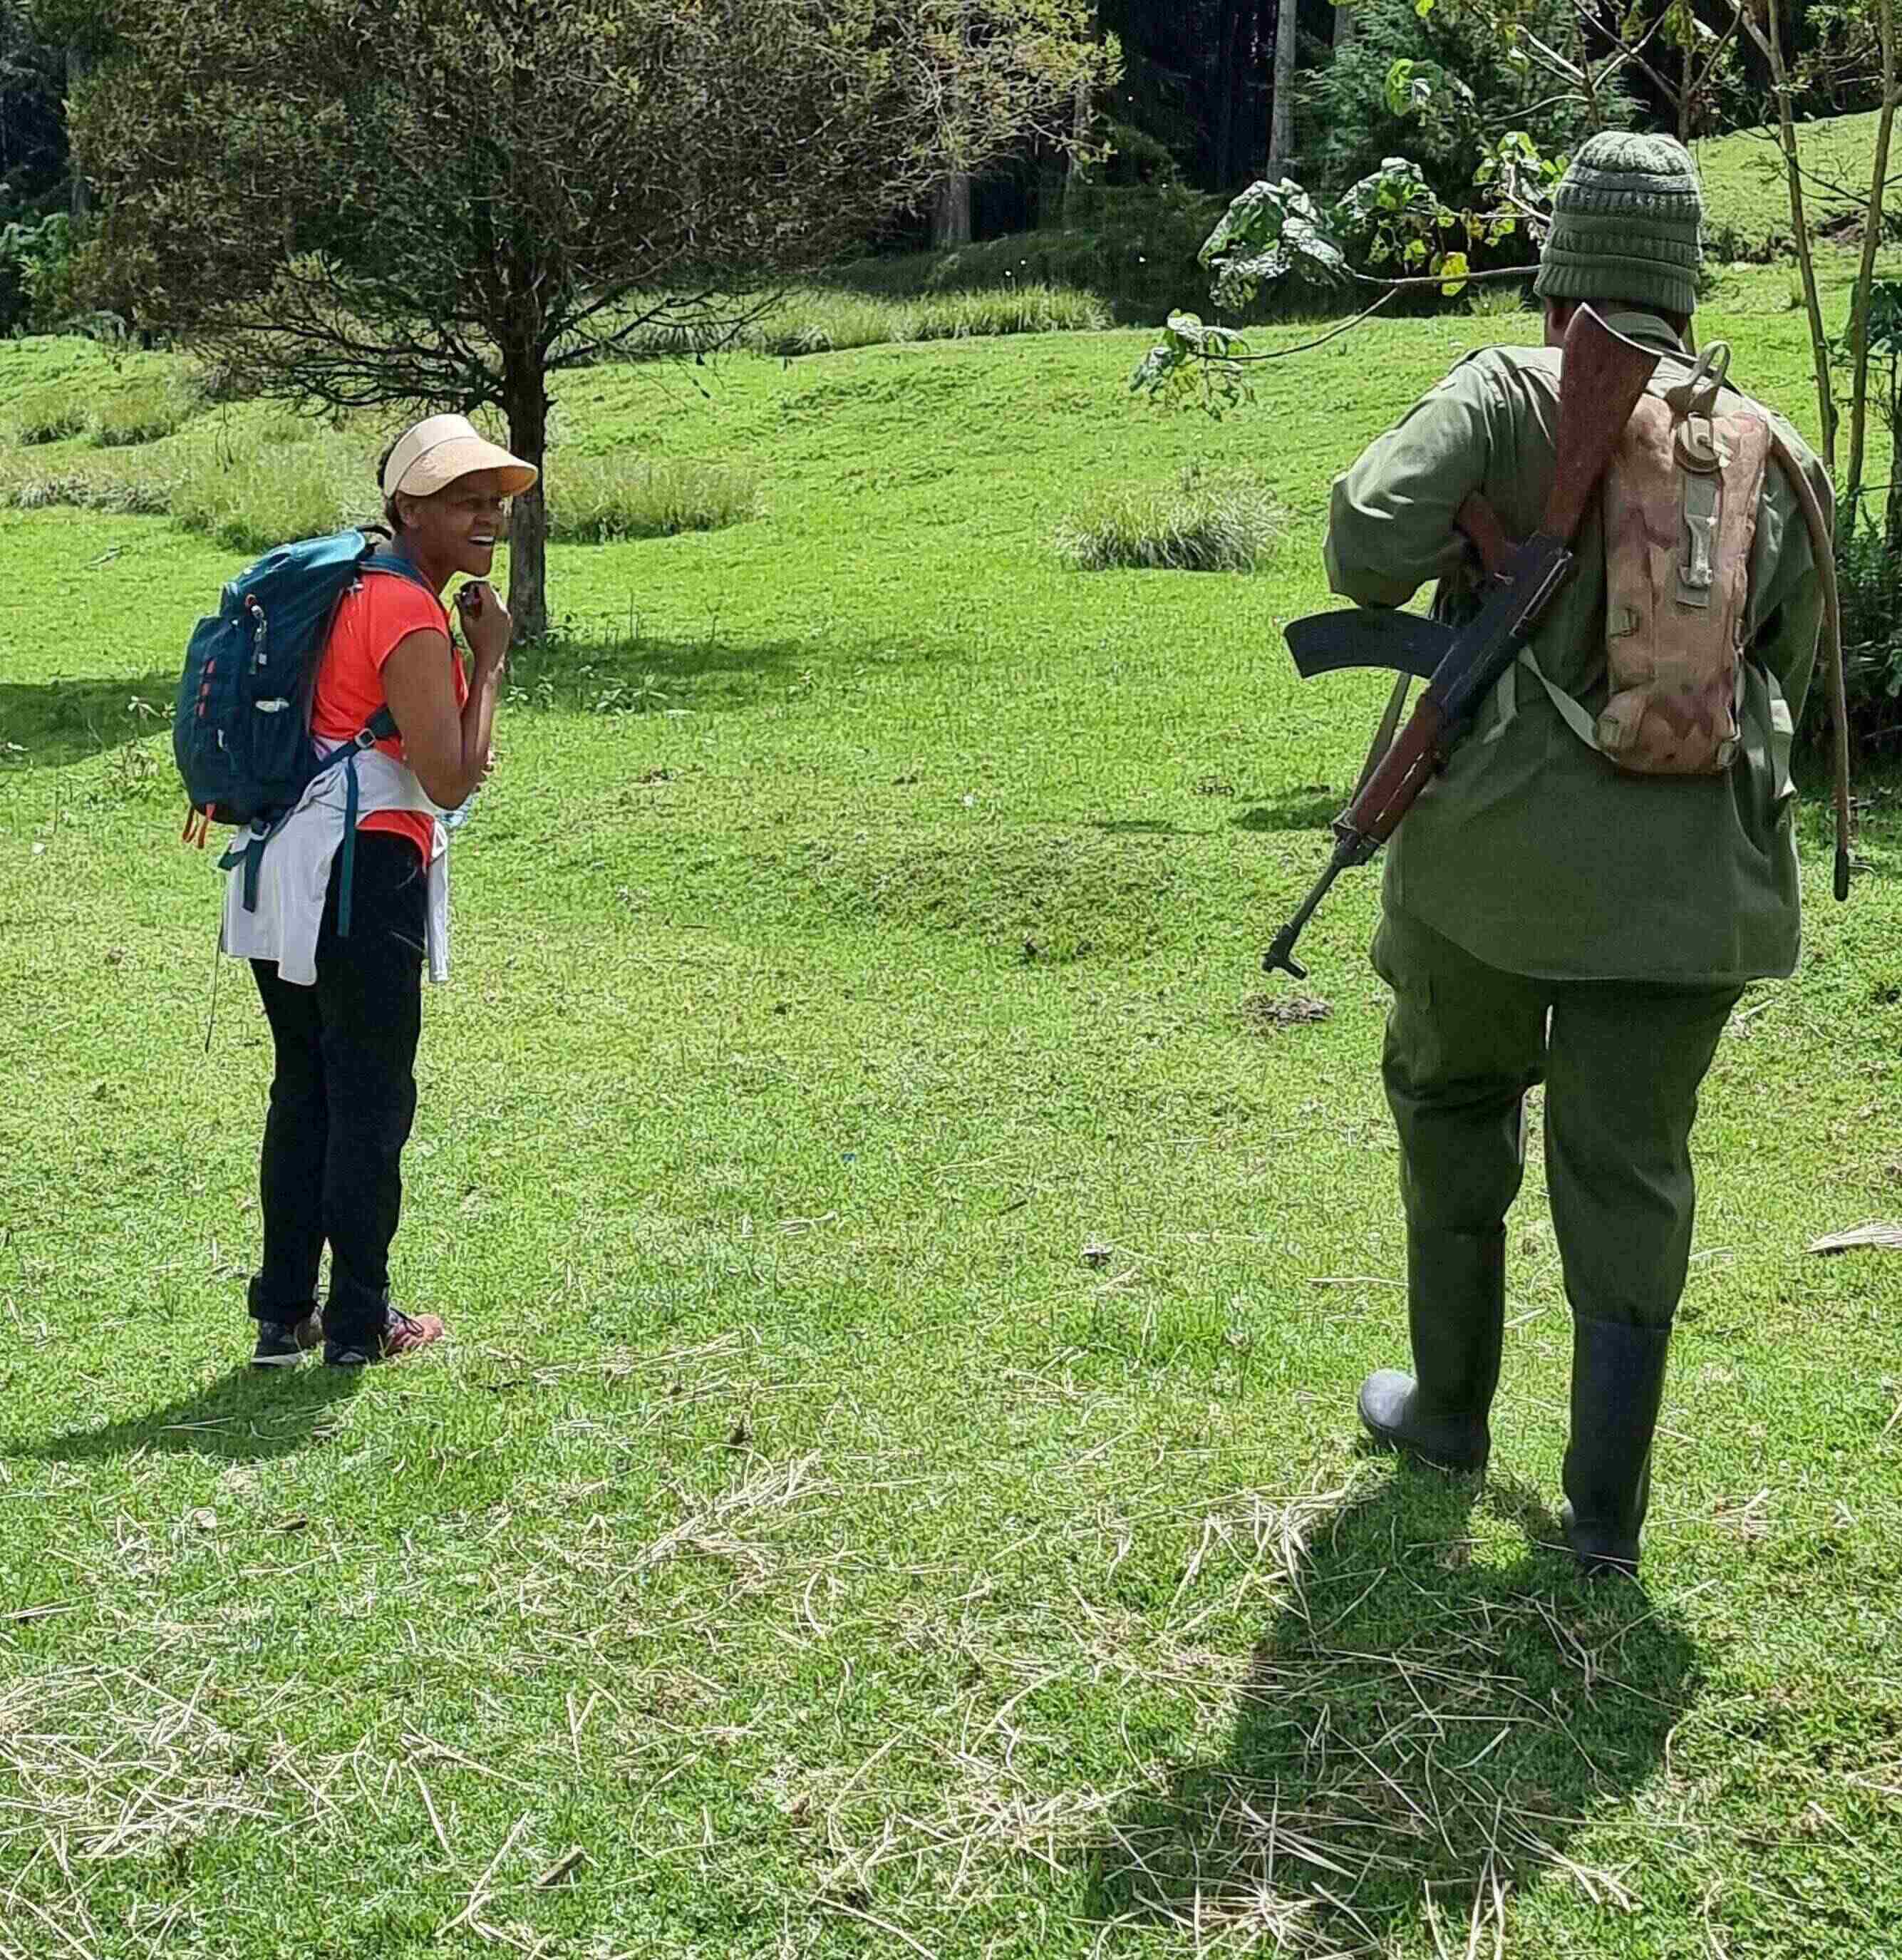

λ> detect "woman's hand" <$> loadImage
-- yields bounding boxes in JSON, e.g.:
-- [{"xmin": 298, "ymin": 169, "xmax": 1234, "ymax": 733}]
[{"xmin": 456, "ymin": 579, "xmax": 513, "ymax": 674}]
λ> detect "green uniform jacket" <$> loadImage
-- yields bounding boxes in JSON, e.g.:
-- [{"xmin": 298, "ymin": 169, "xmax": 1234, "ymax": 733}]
[{"xmin": 1323, "ymin": 310, "xmax": 1831, "ymax": 986}]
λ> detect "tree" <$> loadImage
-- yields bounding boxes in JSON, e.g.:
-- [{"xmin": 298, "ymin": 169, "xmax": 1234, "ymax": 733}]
[
  {"xmin": 1268, "ymin": 0, "xmax": 1298, "ymax": 165},
  {"xmin": 1097, "ymin": 0, "xmax": 1272, "ymax": 190},
  {"xmin": 18, "ymin": 0, "xmax": 110, "ymax": 222},
  {"xmin": 1842, "ymin": 0, "xmax": 1900, "ymax": 510},
  {"xmin": 72, "ymin": 0, "xmax": 1110, "ymax": 638},
  {"xmin": 1301, "ymin": 0, "xmax": 1635, "ymax": 207}
]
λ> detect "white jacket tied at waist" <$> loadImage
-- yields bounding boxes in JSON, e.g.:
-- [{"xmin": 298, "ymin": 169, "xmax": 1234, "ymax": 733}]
[{"xmin": 220, "ymin": 748, "xmax": 451, "ymax": 987}]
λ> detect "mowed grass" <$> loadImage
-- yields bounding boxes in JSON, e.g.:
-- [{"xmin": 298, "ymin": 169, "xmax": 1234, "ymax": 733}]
[{"xmin": 2, "ymin": 263, "xmax": 1901, "ymax": 1960}]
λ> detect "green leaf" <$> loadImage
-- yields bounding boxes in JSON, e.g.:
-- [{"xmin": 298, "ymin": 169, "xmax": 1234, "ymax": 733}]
[{"xmin": 1438, "ymin": 252, "xmax": 1470, "ymax": 296}]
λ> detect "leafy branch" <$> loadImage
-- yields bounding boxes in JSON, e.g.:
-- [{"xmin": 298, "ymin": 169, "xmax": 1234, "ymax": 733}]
[{"xmin": 1132, "ymin": 151, "xmax": 1550, "ymax": 416}]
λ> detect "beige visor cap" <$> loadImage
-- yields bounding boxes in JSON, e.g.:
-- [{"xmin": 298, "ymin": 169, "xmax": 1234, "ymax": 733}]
[{"xmin": 382, "ymin": 413, "xmax": 538, "ymax": 502}]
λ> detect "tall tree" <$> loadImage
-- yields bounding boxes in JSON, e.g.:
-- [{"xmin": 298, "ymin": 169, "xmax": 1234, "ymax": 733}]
[
  {"xmin": 932, "ymin": 0, "xmax": 976, "ymax": 247},
  {"xmin": 1268, "ymin": 0, "xmax": 1298, "ymax": 165},
  {"xmin": 1097, "ymin": 0, "xmax": 1271, "ymax": 190},
  {"xmin": 21, "ymin": 0, "xmax": 109, "ymax": 219},
  {"xmin": 73, "ymin": 0, "xmax": 1108, "ymax": 637}
]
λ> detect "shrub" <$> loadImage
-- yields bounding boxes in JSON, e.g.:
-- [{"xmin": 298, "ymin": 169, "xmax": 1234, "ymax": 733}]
[
  {"xmin": 0, "ymin": 214, "xmax": 76, "ymax": 336},
  {"xmin": 3, "ymin": 381, "xmax": 90, "ymax": 445},
  {"xmin": 827, "ymin": 185, "xmax": 1249, "ymax": 326},
  {"xmin": 547, "ymin": 453, "xmax": 763, "ymax": 542},
  {"xmin": 90, "ymin": 373, "xmax": 194, "ymax": 447},
  {"xmin": 1824, "ymin": 520, "xmax": 1902, "ymax": 749},
  {"xmin": 1055, "ymin": 467, "xmax": 1281, "ymax": 574},
  {"xmin": 1298, "ymin": 0, "xmax": 1634, "ymax": 212}
]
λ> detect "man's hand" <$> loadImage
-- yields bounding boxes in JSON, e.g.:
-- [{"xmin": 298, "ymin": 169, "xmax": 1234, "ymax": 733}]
[{"xmin": 456, "ymin": 579, "xmax": 512, "ymax": 674}]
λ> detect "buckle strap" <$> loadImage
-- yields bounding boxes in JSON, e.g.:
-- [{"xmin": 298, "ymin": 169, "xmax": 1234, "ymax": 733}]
[
  {"xmin": 219, "ymin": 731, "xmax": 383, "ymax": 923},
  {"xmin": 338, "ymin": 753, "xmax": 361, "ymax": 939}
]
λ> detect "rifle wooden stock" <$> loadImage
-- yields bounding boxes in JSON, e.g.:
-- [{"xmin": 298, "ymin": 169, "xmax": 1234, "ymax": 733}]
[
  {"xmin": 1339, "ymin": 695, "xmax": 1449, "ymax": 850},
  {"xmin": 1456, "ymin": 492, "xmax": 1516, "ymax": 579},
  {"xmin": 1454, "ymin": 306, "xmax": 1661, "ymax": 581},
  {"xmin": 1546, "ymin": 309, "xmax": 1660, "ymax": 540}
]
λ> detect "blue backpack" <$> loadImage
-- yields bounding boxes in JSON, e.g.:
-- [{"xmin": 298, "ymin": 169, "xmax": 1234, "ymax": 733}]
[{"xmin": 174, "ymin": 528, "xmax": 435, "ymax": 931}]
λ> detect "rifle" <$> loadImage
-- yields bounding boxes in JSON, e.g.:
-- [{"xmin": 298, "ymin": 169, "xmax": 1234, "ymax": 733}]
[{"xmin": 1262, "ymin": 304, "xmax": 1661, "ymax": 981}]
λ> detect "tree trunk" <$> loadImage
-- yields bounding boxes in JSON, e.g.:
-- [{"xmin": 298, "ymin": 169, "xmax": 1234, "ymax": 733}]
[
  {"xmin": 1744, "ymin": 0, "xmax": 1836, "ymax": 468},
  {"xmin": 1063, "ymin": 69, "xmax": 1091, "ymax": 227},
  {"xmin": 933, "ymin": 173, "xmax": 973, "ymax": 247},
  {"xmin": 67, "ymin": 46, "xmax": 90, "ymax": 221},
  {"xmin": 1887, "ymin": 396, "xmax": 1902, "ymax": 550},
  {"xmin": 1335, "ymin": 2, "xmax": 1355, "ymax": 49},
  {"xmin": 1213, "ymin": 0, "xmax": 1241, "ymax": 188},
  {"xmin": 1845, "ymin": 0, "xmax": 1898, "ymax": 514},
  {"xmin": 1268, "ymin": 0, "xmax": 1297, "ymax": 169},
  {"xmin": 502, "ymin": 357, "xmax": 549, "ymax": 644}
]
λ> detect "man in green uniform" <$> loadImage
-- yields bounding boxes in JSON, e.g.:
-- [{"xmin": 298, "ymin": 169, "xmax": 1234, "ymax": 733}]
[{"xmin": 1323, "ymin": 133, "xmax": 1830, "ymax": 1576}]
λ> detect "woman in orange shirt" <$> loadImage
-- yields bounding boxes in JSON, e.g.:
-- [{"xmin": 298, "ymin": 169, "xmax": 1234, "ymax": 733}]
[{"xmin": 245, "ymin": 416, "xmax": 535, "ymax": 1368}]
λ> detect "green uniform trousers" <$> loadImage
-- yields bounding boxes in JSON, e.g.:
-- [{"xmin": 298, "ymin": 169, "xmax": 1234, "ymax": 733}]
[{"xmin": 1372, "ymin": 909, "xmax": 1743, "ymax": 1331}]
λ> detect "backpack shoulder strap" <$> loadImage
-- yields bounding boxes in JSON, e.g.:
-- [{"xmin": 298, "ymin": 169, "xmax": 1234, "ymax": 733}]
[
  {"xmin": 353, "ymin": 550, "xmax": 436, "ymax": 743},
  {"xmin": 360, "ymin": 547, "xmax": 440, "ymax": 598}
]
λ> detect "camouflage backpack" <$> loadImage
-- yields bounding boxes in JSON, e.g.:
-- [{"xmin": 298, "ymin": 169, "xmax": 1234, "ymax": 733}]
[{"xmin": 1524, "ymin": 341, "xmax": 1771, "ymax": 775}]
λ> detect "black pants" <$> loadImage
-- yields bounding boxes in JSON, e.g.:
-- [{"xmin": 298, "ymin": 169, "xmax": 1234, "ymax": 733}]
[{"xmin": 248, "ymin": 830, "xmax": 426, "ymax": 1346}]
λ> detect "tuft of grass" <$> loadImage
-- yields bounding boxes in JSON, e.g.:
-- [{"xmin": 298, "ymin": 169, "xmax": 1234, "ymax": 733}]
[
  {"xmin": 166, "ymin": 429, "xmax": 363, "ymax": 550},
  {"xmin": 0, "ymin": 415, "xmax": 361, "ymax": 541},
  {"xmin": 0, "ymin": 449, "xmax": 171, "ymax": 515},
  {"xmin": 547, "ymin": 453, "xmax": 763, "ymax": 542},
  {"xmin": 2, "ymin": 379, "xmax": 90, "ymax": 446},
  {"xmin": 0, "ymin": 396, "xmax": 760, "ymax": 552},
  {"xmin": 749, "ymin": 290, "xmax": 908, "ymax": 357},
  {"xmin": 907, "ymin": 283, "xmax": 1112, "ymax": 341},
  {"xmin": 1466, "ymin": 278, "xmax": 1534, "ymax": 319},
  {"xmin": 1055, "ymin": 465, "xmax": 1281, "ymax": 573},
  {"xmin": 612, "ymin": 283, "xmax": 1111, "ymax": 362},
  {"xmin": 88, "ymin": 373, "xmax": 195, "ymax": 448}
]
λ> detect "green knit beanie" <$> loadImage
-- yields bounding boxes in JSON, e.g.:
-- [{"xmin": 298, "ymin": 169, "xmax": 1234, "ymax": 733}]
[{"xmin": 1534, "ymin": 131, "xmax": 1704, "ymax": 318}]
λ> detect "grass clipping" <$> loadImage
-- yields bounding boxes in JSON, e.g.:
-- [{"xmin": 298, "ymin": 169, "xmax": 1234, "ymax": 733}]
[{"xmin": 1057, "ymin": 466, "xmax": 1281, "ymax": 574}]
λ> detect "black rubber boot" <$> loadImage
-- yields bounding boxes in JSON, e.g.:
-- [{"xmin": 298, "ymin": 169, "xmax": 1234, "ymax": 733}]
[
  {"xmin": 1560, "ymin": 1314, "xmax": 1673, "ymax": 1578},
  {"xmin": 1357, "ymin": 1226, "xmax": 1505, "ymax": 1475}
]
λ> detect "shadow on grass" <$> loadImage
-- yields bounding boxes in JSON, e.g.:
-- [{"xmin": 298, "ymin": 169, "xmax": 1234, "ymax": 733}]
[
  {"xmin": 509, "ymin": 617, "xmax": 952, "ymax": 719},
  {"xmin": 1081, "ymin": 1468, "xmax": 1698, "ymax": 1954},
  {"xmin": 19, "ymin": 1363, "xmax": 361, "ymax": 1465},
  {"xmin": 1231, "ymin": 787, "xmax": 1343, "ymax": 834},
  {"xmin": 0, "ymin": 673, "xmax": 175, "ymax": 770},
  {"xmin": 0, "ymin": 621, "xmax": 925, "ymax": 771}
]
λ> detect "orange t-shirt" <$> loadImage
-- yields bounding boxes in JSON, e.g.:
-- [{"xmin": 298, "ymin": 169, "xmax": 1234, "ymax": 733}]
[{"xmin": 310, "ymin": 572, "xmax": 465, "ymax": 860}]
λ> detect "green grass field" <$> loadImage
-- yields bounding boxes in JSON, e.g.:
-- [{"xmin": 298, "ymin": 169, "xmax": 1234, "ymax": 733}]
[
  {"xmin": 1699, "ymin": 108, "xmax": 1899, "ymax": 252},
  {"xmin": 3, "ymin": 257, "xmax": 1901, "ymax": 1959}
]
